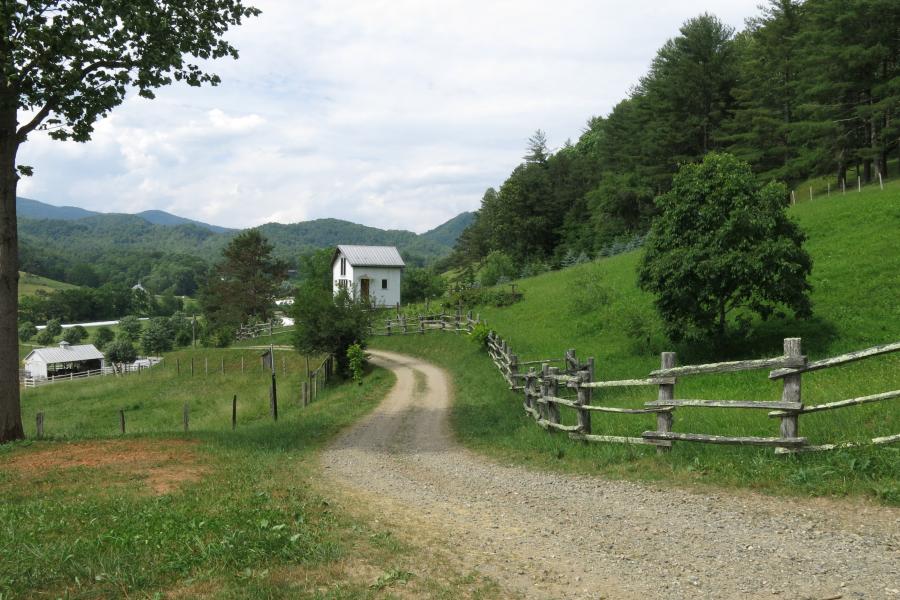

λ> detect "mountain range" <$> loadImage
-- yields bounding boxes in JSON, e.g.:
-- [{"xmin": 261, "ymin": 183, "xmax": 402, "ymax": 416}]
[{"xmin": 16, "ymin": 197, "xmax": 473, "ymax": 282}]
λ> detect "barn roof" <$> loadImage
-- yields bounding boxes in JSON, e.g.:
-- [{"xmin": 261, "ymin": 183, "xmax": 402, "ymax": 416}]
[
  {"xmin": 24, "ymin": 343, "xmax": 104, "ymax": 365},
  {"xmin": 334, "ymin": 245, "xmax": 405, "ymax": 267}
]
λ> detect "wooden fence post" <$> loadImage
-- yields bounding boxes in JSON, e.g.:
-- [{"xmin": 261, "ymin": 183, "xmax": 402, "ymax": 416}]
[
  {"xmin": 576, "ymin": 359, "xmax": 593, "ymax": 435},
  {"xmin": 523, "ymin": 368, "xmax": 536, "ymax": 417},
  {"xmin": 547, "ymin": 366, "xmax": 561, "ymax": 425},
  {"xmin": 119, "ymin": 409, "xmax": 126, "ymax": 434},
  {"xmin": 779, "ymin": 338, "xmax": 804, "ymax": 449},
  {"xmin": 205, "ymin": 357, "xmax": 208, "ymax": 375},
  {"xmin": 176, "ymin": 358, "xmax": 180, "ymax": 375},
  {"xmin": 540, "ymin": 363, "xmax": 550, "ymax": 421},
  {"xmin": 241, "ymin": 356, "xmax": 244, "ymax": 374},
  {"xmin": 36, "ymin": 412, "xmax": 44, "ymax": 439},
  {"xmin": 509, "ymin": 354, "xmax": 519, "ymax": 388},
  {"xmin": 418, "ymin": 315, "xmax": 424, "ymax": 334},
  {"xmin": 183, "ymin": 403, "xmax": 189, "ymax": 432},
  {"xmin": 221, "ymin": 358, "xmax": 225, "ymax": 374},
  {"xmin": 655, "ymin": 352, "xmax": 676, "ymax": 453},
  {"xmin": 232, "ymin": 395, "xmax": 237, "ymax": 430},
  {"xmin": 270, "ymin": 374, "xmax": 278, "ymax": 421},
  {"xmin": 190, "ymin": 357, "xmax": 194, "ymax": 377},
  {"xmin": 387, "ymin": 319, "xmax": 392, "ymax": 336}
]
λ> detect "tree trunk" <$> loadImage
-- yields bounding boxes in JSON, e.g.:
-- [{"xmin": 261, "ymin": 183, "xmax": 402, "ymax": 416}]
[{"xmin": 0, "ymin": 105, "xmax": 23, "ymax": 443}]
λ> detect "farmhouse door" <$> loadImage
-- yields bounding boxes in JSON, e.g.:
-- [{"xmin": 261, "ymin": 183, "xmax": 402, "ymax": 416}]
[{"xmin": 360, "ymin": 278, "xmax": 370, "ymax": 299}]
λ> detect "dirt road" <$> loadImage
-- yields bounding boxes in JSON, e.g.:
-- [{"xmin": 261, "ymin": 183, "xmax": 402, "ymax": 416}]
[{"xmin": 321, "ymin": 350, "xmax": 900, "ymax": 599}]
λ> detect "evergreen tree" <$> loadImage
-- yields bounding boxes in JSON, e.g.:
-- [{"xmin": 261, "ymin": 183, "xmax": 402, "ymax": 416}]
[{"xmin": 199, "ymin": 229, "xmax": 288, "ymax": 330}]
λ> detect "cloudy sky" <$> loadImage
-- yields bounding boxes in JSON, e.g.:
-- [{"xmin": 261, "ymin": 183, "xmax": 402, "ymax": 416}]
[{"xmin": 18, "ymin": 0, "xmax": 761, "ymax": 233}]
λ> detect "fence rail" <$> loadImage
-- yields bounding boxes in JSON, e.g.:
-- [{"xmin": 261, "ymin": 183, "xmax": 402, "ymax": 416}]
[
  {"xmin": 23, "ymin": 359, "xmax": 162, "ymax": 388},
  {"xmin": 372, "ymin": 311, "xmax": 900, "ymax": 455}
]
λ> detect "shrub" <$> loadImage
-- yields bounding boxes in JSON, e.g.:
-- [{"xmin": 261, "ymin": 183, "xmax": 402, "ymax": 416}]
[
  {"xmin": 35, "ymin": 328, "xmax": 55, "ymax": 345},
  {"xmin": 142, "ymin": 317, "xmax": 175, "ymax": 355},
  {"xmin": 93, "ymin": 326, "xmax": 115, "ymax": 350},
  {"xmin": 44, "ymin": 318, "xmax": 62, "ymax": 337},
  {"xmin": 18, "ymin": 321, "xmax": 36, "ymax": 342},
  {"xmin": 293, "ymin": 285, "xmax": 372, "ymax": 375},
  {"xmin": 347, "ymin": 343, "xmax": 365, "ymax": 385},
  {"xmin": 117, "ymin": 315, "xmax": 143, "ymax": 342},
  {"xmin": 61, "ymin": 326, "xmax": 86, "ymax": 344},
  {"xmin": 105, "ymin": 339, "xmax": 137, "ymax": 367},
  {"xmin": 478, "ymin": 251, "xmax": 517, "ymax": 287},
  {"xmin": 469, "ymin": 322, "xmax": 491, "ymax": 349}
]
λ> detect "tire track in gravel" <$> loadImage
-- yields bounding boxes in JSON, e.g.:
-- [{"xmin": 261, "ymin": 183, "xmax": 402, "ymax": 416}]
[{"xmin": 321, "ymin": 350, "xmax": 900, "ymax": 599}]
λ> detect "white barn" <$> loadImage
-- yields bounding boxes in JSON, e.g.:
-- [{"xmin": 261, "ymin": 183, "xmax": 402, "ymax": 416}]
[
  {"xmin": 332, "ymin": 245, "xmax": 405, "ymax": 306},
  {"xmin": 23, "ymin": 341, "xmax": 106, "ymax": 379}
]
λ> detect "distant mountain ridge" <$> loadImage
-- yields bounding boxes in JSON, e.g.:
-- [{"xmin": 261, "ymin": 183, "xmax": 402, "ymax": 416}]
[
  {"xmin": 17, "ymin": 196, "xmax": 231, "ymax": 234},
  {"xmin": 16, "ymin": 197, "xmax": 473, "ymax": 286}
]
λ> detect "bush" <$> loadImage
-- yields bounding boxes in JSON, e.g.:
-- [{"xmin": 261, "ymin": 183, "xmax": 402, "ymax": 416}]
[
  {"xmin": 469, "ymin": 322, "xmax": 491, "ymax": 349},
  {"xmin": 142, "ymin": 317, "xmax": 174, "ymax": 355},
  {"xmin": 45, "ymin": 318, "xmax": 62, "ymax": 337},
  {"xmin": 105, "ymin": 339, "xmax": 137, "ymax": 367},
  {"xmin": 293, "ymin": 285, "xmax": 372, "ymax": 375},
  {"xmin": 18, "ymin": 322, "xmax": 36, "ymax": 342},
  {"xmin": 35, "ymin": 328, "xmax": 55, "ymax": 345},
  {"xmin": 401, "ymin": 267, "xmax": 447, "ymax": 303},
  {"xmin": 568, "ymin": 271, "xmax": 612, "ymax": 316},
  {"xmin": 117, "ymin": 315, "xmax": 143, "ymax": 342},
  {"xmin": 93, "ymin": 326, "xmax": 115, "ymax": 350},
  {"xmin": 61, "ymin": 326, "xmax": 87, "ymax": 344},
  {"xmin": 478, "ymin": 251, "xmax": 517, "ymax": 287},
  {"xmin": 347, "ymin": 343, "xmax": 365, "ymax": 385}
]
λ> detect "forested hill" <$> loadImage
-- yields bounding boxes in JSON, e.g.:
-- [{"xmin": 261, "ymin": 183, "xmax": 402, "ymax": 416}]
[
  {"xmin": 451, "ymin": 1, "xmax": 900, "ymax": 270},
  {"xmin": 17, "ymin": 206, "xmax": 470, "ymax": 293}
]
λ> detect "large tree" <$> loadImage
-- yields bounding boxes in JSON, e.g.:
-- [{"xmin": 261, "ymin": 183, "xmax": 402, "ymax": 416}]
[
  {"xmin": 199, "ymin": 229, "xmax": 287, "ymax": 331},
  {"xmin": 0, "ymin": 1, "xmax": 259, "ymax": 443},
  {"xmin": 638, "ymin": 153, "xmax": 812, "ymax": 343}
]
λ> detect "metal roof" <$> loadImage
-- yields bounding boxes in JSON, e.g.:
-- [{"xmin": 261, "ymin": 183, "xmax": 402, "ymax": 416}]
[
  {"xmin": 334, "ymin": 245, "xmax": 405, "ymax": 267},
  {"xmin": 24, "ymin": 343, "xmax": 105, "ymax": 364}
]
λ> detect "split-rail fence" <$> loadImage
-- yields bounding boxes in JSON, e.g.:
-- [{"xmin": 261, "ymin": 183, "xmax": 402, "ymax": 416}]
[{"xmin": 371, "ymin": 309, "xmax": 900, "ymax": 454}]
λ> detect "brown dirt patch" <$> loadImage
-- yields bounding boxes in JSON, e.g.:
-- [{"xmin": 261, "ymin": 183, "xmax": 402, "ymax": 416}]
[{"xmin": 3, "ymin": 439, "xmax": 207, "ymax": 495}]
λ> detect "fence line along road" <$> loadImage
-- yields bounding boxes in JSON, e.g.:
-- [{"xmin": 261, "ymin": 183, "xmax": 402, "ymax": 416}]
[{"xmin": 370, "ymin": 309, "xmax": 900, "ymax": 454}]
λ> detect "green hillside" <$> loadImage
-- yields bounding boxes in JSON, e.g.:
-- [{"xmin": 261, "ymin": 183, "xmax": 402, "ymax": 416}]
[
  {"xmin": 374, "ymin": 181, "xmax": 900, "ymax": 503},
  {"xmin": 17, "ymin": 271, "xmax": 77, "ymax": 298}
]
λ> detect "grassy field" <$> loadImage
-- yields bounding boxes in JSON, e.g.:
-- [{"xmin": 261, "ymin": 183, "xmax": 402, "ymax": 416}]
[
  {"xmin": 3, "ymin": 348, "xmax": 500, "ymax": 598},
  {"xmin": 18, "ymin": 271, "xmax": 77, "ymax": 298},
  {"xmin": 373, "ymin": 180, "xmax": 900, "ymax": 505}
]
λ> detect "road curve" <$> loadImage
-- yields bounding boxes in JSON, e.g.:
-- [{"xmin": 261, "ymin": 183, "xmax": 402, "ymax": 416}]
[{"xmin": 321, "ymin": 350, "xmax": 900, "ymax": 599}]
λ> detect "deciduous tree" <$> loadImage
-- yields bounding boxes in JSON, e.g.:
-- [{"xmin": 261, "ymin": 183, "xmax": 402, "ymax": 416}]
[
  {"xmin": 638, "ymin": 153, "xmax": 812, "ymax": 342},
  {"xmin": 0, "ymin": 0, "xmax": 260, "ymax": 442}
]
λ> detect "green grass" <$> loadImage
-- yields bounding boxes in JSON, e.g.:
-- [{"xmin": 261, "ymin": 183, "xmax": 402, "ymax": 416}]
[
  {"xmin": 373, "ymin": 180, "xmax": 900, "ymax": 505},
  {"xmin": 17, "ymin": 271, "xmax": 77, "ymax": 298},
  {"xmin": 3, "ymin": 350, "xmax": 500, "ymax": 598}
]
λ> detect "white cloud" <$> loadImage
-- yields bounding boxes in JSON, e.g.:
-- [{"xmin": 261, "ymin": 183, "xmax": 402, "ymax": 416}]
[{"xmin": 17, "ymin": 0, "xmax": 760, "ymax": 232}]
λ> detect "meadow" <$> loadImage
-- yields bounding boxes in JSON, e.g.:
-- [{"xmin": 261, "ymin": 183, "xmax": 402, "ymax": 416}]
[
  {"xmin": 373, "ymin": 180, "xmax": 900, "ymax": 504},
  {"xmin": 2, "ymin": 348, "xmax": 500, "ymax": 598}
]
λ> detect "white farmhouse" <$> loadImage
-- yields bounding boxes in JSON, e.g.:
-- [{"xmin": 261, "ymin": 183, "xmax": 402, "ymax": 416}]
[
  {"xmin": 23, "ymin": 341, "xmax": 106, "ymax": 379},
  {"xmin": 332, "ymin": 245, "xmax": 405, "ymax": 306}
]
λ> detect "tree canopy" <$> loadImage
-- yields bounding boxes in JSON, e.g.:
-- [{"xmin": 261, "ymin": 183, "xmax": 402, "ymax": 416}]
[
  {"xmin": 637, "ymin": 153, "xmax": 812, "ymax": 342},
  {"xmin": 1, "ymin": 1, "xmax": 260, "ymax": 442},
  {"xmin": 199, "ymin": 229, "xmax": 288, "ymax": 332}
]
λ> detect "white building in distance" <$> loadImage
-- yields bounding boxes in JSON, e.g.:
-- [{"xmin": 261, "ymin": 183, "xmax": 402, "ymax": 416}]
[
  {"xmin": 23, "ymin": 341, "xmax": 106, "ymax": 379},
  {"xmin": 332, "ymin": 245, "xmax": 404, "ymax": 306}
]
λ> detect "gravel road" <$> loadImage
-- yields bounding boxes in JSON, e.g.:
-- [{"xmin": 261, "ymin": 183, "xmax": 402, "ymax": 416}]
[{"xmin": 321, "ymin": 350, "xmax": 900, "ymax": 599}]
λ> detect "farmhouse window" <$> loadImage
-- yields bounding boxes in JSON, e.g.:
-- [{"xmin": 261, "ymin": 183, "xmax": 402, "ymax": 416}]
[
  {"xmin": 381, "ymin": 279, "xmax": 388, "ymax": 289},
  {"xmin": 340, "ymin": 257, "xmax": 347, "ymax": 276}
]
